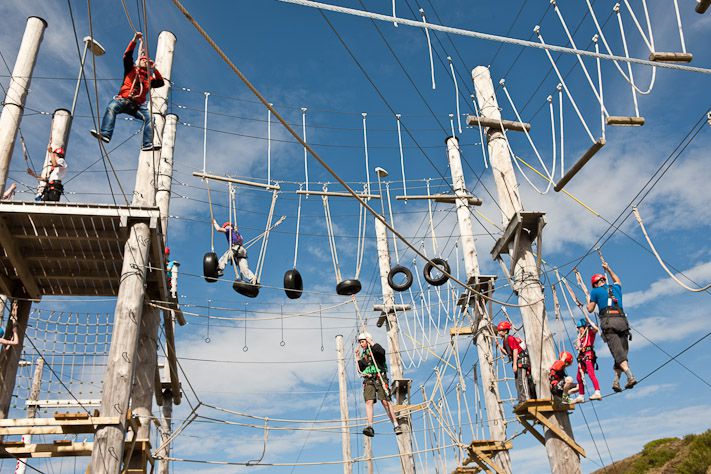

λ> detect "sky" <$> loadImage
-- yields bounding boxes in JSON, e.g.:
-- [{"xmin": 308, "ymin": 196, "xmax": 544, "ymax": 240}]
[{"xmin": 0, "ymin": 0, "xmax": 710, "ymax": 473}]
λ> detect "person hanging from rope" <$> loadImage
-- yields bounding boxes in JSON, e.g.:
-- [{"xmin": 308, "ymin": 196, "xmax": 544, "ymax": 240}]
[
  {"xmin": 495, "ymin": 321, "xmax": 536, "ymax": 405},
  {"xmin": 549, "ymin": 351, "xmax": 580, "ymax": 404},
  {"xmin": 587, "ymin": 262, "xmax": 637, "ymax": 392},
  {"xmin": 213, "ymin": 219, "xmax": 256, "ymax": 284},
  {"xmin": 26, "ymin": 146, "xmax": 67, "ymax": 202},
  {"xmin": 572, "ymin": 316, "xmax": 602, "ymax": 402},
  {"xmin": 0, "ymin": 322, "xmax": 19, "ymax": 350},
  {"xmin": 90, "ymin": 31, "xmax": 164, "ymax": 152},
  {"xmin": 355, "ymin": 332, "xmax": 402, "ymax": 437}
]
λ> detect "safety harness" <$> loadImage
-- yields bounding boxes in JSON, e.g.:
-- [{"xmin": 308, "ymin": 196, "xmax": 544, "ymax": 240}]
[
  {"xmin": 599, "ymin": 284, "xmax": 632, "ymax": 341},
  {"xmin": 549, "ymin": 363, "xmax": 568, "ymax": 394},
  {"xmin": 577, "ymin": 327, "xmax": 599, "ymax": 369},
  {"xmin": 503, "ymin": 335, "xmax": 532, "ymax": 372}
]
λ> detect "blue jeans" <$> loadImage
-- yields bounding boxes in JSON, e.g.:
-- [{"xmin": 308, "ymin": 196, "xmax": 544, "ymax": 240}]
[{"xmin": 100, "ymin": 97, "xmax": 154, "ymax": 148}]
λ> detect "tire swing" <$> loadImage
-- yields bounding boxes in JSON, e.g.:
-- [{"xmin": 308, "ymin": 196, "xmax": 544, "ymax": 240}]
[
  {"xmin": 423, "ymin": 258, "xmax": 450, "ymax": 286},
  {"xmin": 232, "ymin": 187, "xmax": 283, "ymax": 299},
  {"xmin": 202, "ymin": 178, "xmax": 219, "ymax": 282},
  {"xmin": 388, "ymin": 265, "xmax": 413, "ymax": 292},
  {"xmin": 322, "ymin": 191, "xmax": 364, "ymax": 296},
  {"xmin": 283, "ymin": 191, "xmax": 304, "ymax": 299}
]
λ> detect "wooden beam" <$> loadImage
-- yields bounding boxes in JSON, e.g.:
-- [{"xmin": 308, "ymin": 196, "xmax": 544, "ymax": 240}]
[
  {"xmin": 649, "ymin": 52, "xmax": 693, "ymax": 63},
  {"xmin": 554, "ymin": 138, "xmax": 606, "ymax": 192},
  {"xmin": 606, "ymin": 116, "xmax": 645, "ymax": 126},
  {"xmin": 192, "ymin": 171, "xmax": 280, "ymax": 190},
  {"xmin": 467, "ymin": 115, "xmax": 531, "ymax": 132},
  {"xmin": 527, "ymin": 408, "xmax": 586, "ymax": 457},
  {"xmin": 162, "ymin": 309, "xmax": 182, "ymax": 406},
  {"xmin": 0, "ymin": 272, "xmax": 14, "ymax": 297},
  {"xmin": 0, "ymin": 201, "xmax": 159, "ymax": 220},
  {"xmin": 395, "ymin": 194, "xmax": 482, "ymax": 206},
  {"xmin": 516, "ymin": 415, "xmax": 547, "ymax": 445},
  {"xmin": 296, "ymin": 189, "xmax": 380, "ymax": 199},
  {"xmin": 471, "ymin": 446, "xmax": 505, "ymax": 474},
  {"xmin": 0, "ymin": 217, "xmax": 41, "ymax": 298},
  {"xmin": 449, "ymin": 326, "xmax": 474, "ymax": 337},
  {"xmin": 0, "ymin": 416, "xmax": 121, "ymax": 436}
]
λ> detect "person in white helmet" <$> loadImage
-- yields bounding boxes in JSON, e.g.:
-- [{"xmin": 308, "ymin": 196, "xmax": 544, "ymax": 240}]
[{"xmin": 355, "ymin": 332, "xmax": 402, "ymax": 437}]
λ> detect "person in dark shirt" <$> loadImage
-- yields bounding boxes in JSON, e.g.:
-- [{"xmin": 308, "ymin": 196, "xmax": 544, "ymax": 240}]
[
  {"xmin": 90, "ymin": 31, "xmax": 164, "ymax": 151},
  {"xmin": 356, "ymin": 332, "xmax": 402, "ymax": 437}
]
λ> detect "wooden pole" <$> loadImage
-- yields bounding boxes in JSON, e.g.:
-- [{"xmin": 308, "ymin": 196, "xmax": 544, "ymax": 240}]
[
  {"xmin": 130, "ymin": 305, "xmax": 159, "ymax": 441},
  {"xmin": 156, "ymin": 387, "xmax": 173, "ymax": 474},
  {"xmin": 0, "ymin": 16, "xmax": 47, "ymax": 196},
  {"xmin": 446, "ymin": 136, "xmax": 511, "ymax": 473},
  {"xmin": 472, "ymin": 66, "xmax": 581, "ymax": 474},
  {"xmin": 156, "ymin": 113, "xmax": 178, "ymax": 237},
  {"xmin": 14, "ymin": 357, "xmax": 43, "ymax": 474},
  {"xmin": 36, "ymin": 109, "xmax": 72, "ymax": 198},
  {"xmin": 0, "ymin": 299, "xmax": 32, "ymax": 420},
  {"xmin": 364, "ymin": 436, "xmax": 374, "ymax": 474},
  {"xmin": 335, "ymin": 335, "xmax": 352, "ymax": 474},
  {"xmin": 89, "ymin": 31, "xmax": 175, "ymax": 474},
  {"xmin": 374, "ymin": 217, "xmax": 415, "ymax": 473}
]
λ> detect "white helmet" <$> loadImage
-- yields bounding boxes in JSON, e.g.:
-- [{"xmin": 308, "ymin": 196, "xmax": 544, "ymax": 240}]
[{"xmin": 357, "ymin": 332, "xmax": 372, "ymax": 341}]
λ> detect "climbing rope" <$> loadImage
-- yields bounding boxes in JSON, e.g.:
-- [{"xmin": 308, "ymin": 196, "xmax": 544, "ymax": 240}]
[
  {"xmin": 419, "ymin": 8, "xmax": 436, "ymax": 90},
  {"xmin": 447, "ymin": 57, "xmax": 462, "ymax": 134},
  {"xmin": 322, "ymin": 192, "xmax": 342, "ymax": 284}
]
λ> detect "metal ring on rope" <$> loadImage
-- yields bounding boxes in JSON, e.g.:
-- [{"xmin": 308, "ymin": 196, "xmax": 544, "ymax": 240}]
[
  {"xmin": 283, "ymin": 268, "xmax": 304, "ymax": 299},
  {"xmin": 203, "ymin": 252, "xmax": 219, "ymax": 282},
  {"xmin": 423, "ymin": 258, "xmax": 450, "ymax": 286},
  {"xmin": 387, "ymin": 265, "xmax": 413, "ymax": 292}
]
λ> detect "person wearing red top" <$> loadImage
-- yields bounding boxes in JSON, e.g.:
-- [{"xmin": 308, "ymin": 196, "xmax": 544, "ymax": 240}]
[
  {"xmin": 496, "ymin": 321, "xmax": 536, "ymax": 404},
  {"xmin": 549, "ymin": 351, "xmax": 579, "ymax": 403},
  {"xmin": 572, "ymin": 316, "xmax": 602, "ymax": 403},
  {"xmin": 90, "ymin": 32, "xmax": 165, "ymax": 151}
]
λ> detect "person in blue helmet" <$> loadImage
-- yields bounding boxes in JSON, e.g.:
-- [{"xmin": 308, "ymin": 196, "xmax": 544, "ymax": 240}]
[
  {"xmin": 587, "ymin": 262, "xmax": 636, "ymax": 392},
  {"xmin": 571, "ymin": 316, "xmax": 602, "ymax": 403}
]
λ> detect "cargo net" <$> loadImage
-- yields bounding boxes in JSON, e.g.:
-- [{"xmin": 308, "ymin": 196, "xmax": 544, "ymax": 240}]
[{"xmin": 13, "ymin": 309, "xmax": 113, "ymax": 413}]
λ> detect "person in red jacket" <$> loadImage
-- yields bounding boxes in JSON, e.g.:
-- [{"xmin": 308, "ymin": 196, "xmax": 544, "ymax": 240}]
[
  {"xmin": 496, "ymin": 321, "xmax": 536, "ymax": 404},
  {"xmin": 90, "ymin": 32, "xmax": 164, "ymax": 151},
  {"xmin": 550, "ymin": 351, "xmax": 580, "ymax": 403}
]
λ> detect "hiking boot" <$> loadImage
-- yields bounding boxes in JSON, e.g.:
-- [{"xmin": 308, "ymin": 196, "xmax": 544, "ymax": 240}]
[
  {"xmin": 90, "ymin": 129, "xmax": 110, "ymax": 143},
  {"xmin": 625, "ymin": 376, "xmax": 637, "ymax": 390},
  {"xmin": 394, "ymin": 425, "xmax": 403, "ymax": 435},
  {"xmin": 612, "ymin": 379, "xmax": 622, "ymax": 392},
  {"xmin": 589, "ymin": 390, "xmax": 602, "ymax": 401},
  {"xmin": 571, "ymin": 395, "xmax": 585, "ymax": 404},
  {"xmin": 362, "ymin": 426, "xmax": 375, "ymax": 437}
]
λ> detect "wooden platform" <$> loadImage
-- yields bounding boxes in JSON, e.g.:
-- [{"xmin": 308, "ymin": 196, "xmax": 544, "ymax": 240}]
[
  {"xmin": 0, "ymin": 414, "xmax": 122, "ymax": 436},
  {"xmin": 456, "ymin": 274, "xmax": 497, "ymax": 310},
  {"xmin": 455, "ymin": 439, "xmax": 513, "ymax": 474},
  {"xmin": 514, "ymin": 399, "xmax": 586, "ymax": 458}
]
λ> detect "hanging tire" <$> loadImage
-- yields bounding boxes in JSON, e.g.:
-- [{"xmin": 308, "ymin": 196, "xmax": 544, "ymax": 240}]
[
  {"xmin": 387, "ymin": 265, "xmax": 413, "ymax": 292},
  {"xmin": 283, "ymin": 268, "xmax": 304, "ymax": 299},
  {"xmin": 203, "ymin": 252, "xmax": 219, "ymax": 282},
  {"xmin": 423, "ymin": 258, "xmax": 450, "ymax": 286},
  {"xmin": 336, "ymin": 279, "xmax": 362, "ymax": 296},
  {"xmin": 233, "ymin": 279, "xmax": 260, "ymax": 298}
]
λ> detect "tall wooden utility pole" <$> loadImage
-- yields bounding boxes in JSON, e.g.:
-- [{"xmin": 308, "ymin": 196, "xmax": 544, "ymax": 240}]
[
  {"xmin": 89, "ymin": 31, "xmax": 176, "ymax": 474},
  {"xmin": 156, "ymin": 385, "xmax": 173, "ymax": 474},
  {"xmin": 446, "ymin": 136, "xmax": 511, "ymax": 473},
  {"xmin": 472, "ymin": 66, "xmax": 580, "ymax": 473},
  {"xmin": 36, "ymin": 109, "xmax": 71, "ymax": 201},
  {"xmin": 0, "ymin": 16, "xmax": 46, "ymax": 196},
  {"xmin": 374, "ymin": 217, "xmax": 415, "ymax": 473},
  {"xmin": 335, "ymin": 335, "xmax": 352, "ymax": 474},
  {"xmin": 0, "ymin": 300, "xmax": 32, "ymax": 419},
  {"xmin": 14, "ymin": 358, "xmax": 43, "ymax": 474}
]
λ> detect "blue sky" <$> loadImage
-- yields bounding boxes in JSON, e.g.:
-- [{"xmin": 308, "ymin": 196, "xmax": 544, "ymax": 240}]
[{"xmin": 0, "ymin": 1, "xmax": 710, "ymax": 473}]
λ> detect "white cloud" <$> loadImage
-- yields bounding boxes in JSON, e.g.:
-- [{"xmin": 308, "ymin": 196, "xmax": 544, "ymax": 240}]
[{"xmin": 625, "ymin": 260, "xmax": 711, "ymax": 308}]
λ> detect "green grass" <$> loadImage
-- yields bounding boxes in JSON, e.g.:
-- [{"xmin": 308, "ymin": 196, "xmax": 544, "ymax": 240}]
[{"xmin": 676, "ymin": 430, "xmax": 711, "ymax": 474}]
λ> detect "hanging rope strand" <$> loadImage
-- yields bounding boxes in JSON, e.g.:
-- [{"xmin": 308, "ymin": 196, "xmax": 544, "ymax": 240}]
[
  {"xmin": 361, "ymin": 113, "xmax": 371, "ymax": 195},
  {"xmin": 292, "ymin": 189, "xmax": 303, "ymax": 269},
  {"xmin": 615, "ymin": 5, "xmax": 641, "ymax": 118},
  {"xmin": 447, "ymin": 57, "xmax": 462, "ymax": 134},
  {"xmin": 419, "ymin": 8, "xmax": 436, "ymax": 90}
]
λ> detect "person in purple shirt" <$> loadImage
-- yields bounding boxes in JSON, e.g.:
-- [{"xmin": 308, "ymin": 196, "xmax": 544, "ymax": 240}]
[
  {"xmin": 213, "ymin": 219, "xmax": 256, "ymax": 284},
  {"xmin": 587, "ymin": 262, "xmax": 636, "ymax": 392}
]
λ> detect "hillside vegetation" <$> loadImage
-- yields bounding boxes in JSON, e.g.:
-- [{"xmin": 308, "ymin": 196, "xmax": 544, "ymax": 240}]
[{"xmin": 591, "ymin": 429, "xmax": 711, "ymax": 474}]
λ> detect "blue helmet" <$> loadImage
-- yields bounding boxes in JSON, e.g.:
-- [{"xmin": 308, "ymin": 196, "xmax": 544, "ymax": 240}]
[{"xmin": 576, "ymin": 318, "xmax": 587, "ymax": 328}]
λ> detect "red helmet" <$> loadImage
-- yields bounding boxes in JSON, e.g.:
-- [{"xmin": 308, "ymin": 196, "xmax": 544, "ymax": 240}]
[
  {"xmin": 53, "ymin": 147, "xmax": 65, "ymax": 158},
  {"xmin": 560, "ymin": 351, "xmax": 573, "ymax": 365},
  {"xmin": 222, "ymin": 222, "xmax": 232, "ymax": 229},
  {"xmin": 164, "ymin": 247, "xmax": 170, "ymax": 256},
  {"xmin": 496, "ymin": 321, "xmax": 512, "ymax": 332},
  {"xmin": 591, "ymin": 274, "xmax": 606, "ymax": 286}
]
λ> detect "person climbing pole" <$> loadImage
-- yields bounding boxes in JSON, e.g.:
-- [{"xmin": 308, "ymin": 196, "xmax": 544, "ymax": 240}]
[
  {"xmin": 355, "ymin": 332, "xmax": 402, "ymax": 437},
  {"xmin": 165, "ymin": 247, "xmax": 179, "ymax": 299},
  {"xmin": 90, "ymin": 31, "xmax": 164, "ymax": 152},
  {"xmin": 26, "ymin": 146, "xmax": 67, "ymax": 202},
  {"xmin": 587, "ymin": 262, "xmax": 637, "ymax": 392},
  {"xmin": 495, "ymin": 321, "xmax": 536, "ymax": 404},
  {"xmin": 549, "ymin": 351, "xmax": 579, "ymax": 403},
  {"xmin": 572, "ymin": 316, "xmax": 602, "ymax": 402},
  {"xmin": 213, "ymin": 219, "xmax": 256, "ymax": 284},
  {"xmin": 0, "ymin": 323, "xmax": 19, "ymax": 350}
]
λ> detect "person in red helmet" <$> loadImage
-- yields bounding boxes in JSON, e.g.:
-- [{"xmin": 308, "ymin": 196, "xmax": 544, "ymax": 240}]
[
  {"xmin": 213, "ymin": 219, "xmax": 256, "ymax": 284},
  {"xmin": 26, "ymin": 146, "xmax": 68, "ymax": 202},
  {"xmin": 496, "ymin": 320, "xmax": 536, "ymax": 404},
  {"xmin": 164, "ymin": 247, "xmax": 179, "ymax": 299},
  {"xmin": 90, "ymin": 31, "xmax": 164, "ymax": 152},
  {"xmin": 549, "ymin": 351, "xmax": 579, "ymax": 403},
  {"xmin": 588, "ymin": 261, "xmax": 636, "ymax": 392}
]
